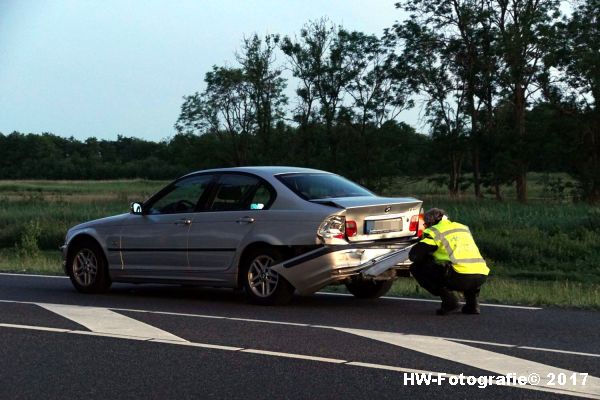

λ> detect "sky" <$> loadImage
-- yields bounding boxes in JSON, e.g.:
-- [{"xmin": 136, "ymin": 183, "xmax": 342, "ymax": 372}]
[{"xmin": 0, "ymin": 0, "xmax": 417, "ymax": 142}]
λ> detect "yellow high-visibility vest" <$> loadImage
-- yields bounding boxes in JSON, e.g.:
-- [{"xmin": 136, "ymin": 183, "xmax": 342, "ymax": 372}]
[{"xmin": 421, "ymin": 219, "xmax": 489, "ymax": 275}]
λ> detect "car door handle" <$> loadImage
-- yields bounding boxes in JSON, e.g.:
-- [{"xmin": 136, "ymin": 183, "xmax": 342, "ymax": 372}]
[
  {"xmin": 175, "ymin": 218, "xmax": 192, "ymax": 225},
  {"xmin": 236, "ymin": 216, "xmax": 255, "ymax": 224}
]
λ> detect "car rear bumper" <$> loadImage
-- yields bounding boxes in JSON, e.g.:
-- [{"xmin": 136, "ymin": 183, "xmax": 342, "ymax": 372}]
[{"xmin": 272, "ymin": 240, "xmax": 417, "ymax": 295}]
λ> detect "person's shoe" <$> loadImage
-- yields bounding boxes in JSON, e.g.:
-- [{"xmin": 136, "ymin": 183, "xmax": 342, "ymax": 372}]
[
  {"xmin": 436, "ymin": 307, "xmax": 459, "ymax": 315},
  {"xmin": 461, "ymin": 304, "xmax": 481, "ymax": 314},
  {"xmin": 436, "ymin": 289, "xmax": 459, "ymax": 315},
  {"xmin": 462, "ymin": 292, "xmax": 480, "ymax": 314}
]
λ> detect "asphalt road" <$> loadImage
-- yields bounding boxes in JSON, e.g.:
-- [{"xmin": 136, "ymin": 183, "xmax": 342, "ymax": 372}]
[{"xmin": 0, "ymin": 273, "xmax": 599, "ymax": 400}]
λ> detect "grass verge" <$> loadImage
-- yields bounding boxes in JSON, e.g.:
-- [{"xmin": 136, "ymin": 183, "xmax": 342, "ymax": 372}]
[
  {"xmin": 0, "ymin": 250, "xmax": 63, "ymax": 276},
  {"xmin": 324, "ymin": 277, "xmax": 600, "ymax": 309}
]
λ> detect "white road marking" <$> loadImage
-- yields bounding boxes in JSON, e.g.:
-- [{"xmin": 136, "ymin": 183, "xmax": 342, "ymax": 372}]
[
  {"xmin": 517, "ymin": 346, "xmax": 600, "ymax": 358},
  {"xmin": 316, "ymin": 291, "xmax": 543, "ymax": 310},
  {"xmin": 0, "ymin": 272, "xmax": 542, "ymax": 309},
  {"xmin": 70, "ymin": 330, "xmax": 150, "ymax": 341},
  {"xmin": 335, "ymin": 327, "xmax": 600, "ymax": 399},
  {"xmin": 227, "ymin": 316, "xmax": 310, "ymax": 327},
  {"xmin": 0, "ymin": 299, "xmax": 594, "ymax": 358},
  {"xmin": 444, "ymin": 338, "xmax": 600, "ymax": 358},
  {"xmin": 38, "ymin": 303, "xmax": 188, "ymax": 342},
  {"xmin": 0, "ymin": 272, "xmax": 67, "ymax": 279},
  {"xmin": 0, "ymin": 323, "xmax": 70, "ymax": 333},
  {"xmin": 150, "ymin": 339, "xmax": 243, "ymax": 351},
  {"xmin": 241, "ymin": 349, "xmax": 346, "ymax": 364},
  {"xmin": 0, "ymin": 322, "xmax": 597, "ymax": 399}
]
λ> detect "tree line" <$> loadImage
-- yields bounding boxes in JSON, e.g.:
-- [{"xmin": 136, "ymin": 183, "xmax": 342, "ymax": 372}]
[
  {"xmin": 174, "ymin": 0, "xmax": 598, "ymax": 203},
  {"xmin": 0, "ymin": 122, "xmax": 431, "ymax": 192},
  {"xmin": 2, "ymin": 0, "xmax": 597, "ymax": 202}
]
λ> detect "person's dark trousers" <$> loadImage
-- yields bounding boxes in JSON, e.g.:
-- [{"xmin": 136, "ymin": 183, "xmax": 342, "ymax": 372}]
[
  {"xmin": 409, "ymin": 260, "xmax": 448, "ymax": 296},
  {"xmin": 446, "ymin": 269, "xmax": 487, "ymax": 313},
  {"xmin": 410, "ymin": 261, "xmax": 487, "ymax": 313},
  {"xmin": 409, "ymin": 260, "xmax": 459, "ymax": 313}
]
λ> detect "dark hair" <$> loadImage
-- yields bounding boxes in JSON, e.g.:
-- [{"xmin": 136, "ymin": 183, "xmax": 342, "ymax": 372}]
[{"xmin": 424, "ymin": 208, "xmax": 447, "ymax": 227}]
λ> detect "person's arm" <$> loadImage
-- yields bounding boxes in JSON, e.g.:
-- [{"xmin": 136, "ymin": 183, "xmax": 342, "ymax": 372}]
[{"xmin": 409, "ymin": 233, "xmax": 437, "ymax": 263}]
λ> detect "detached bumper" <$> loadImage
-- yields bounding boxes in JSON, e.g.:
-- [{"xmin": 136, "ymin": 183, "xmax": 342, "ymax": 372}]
[{"xmin": 272, "ymin": 241, "xmax": 416, "ymax": 295}]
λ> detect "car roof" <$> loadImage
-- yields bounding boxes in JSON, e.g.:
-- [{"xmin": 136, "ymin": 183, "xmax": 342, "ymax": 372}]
[{"xmin": 181, "ymin": 166, "xmax": 332, "ymax": 179}]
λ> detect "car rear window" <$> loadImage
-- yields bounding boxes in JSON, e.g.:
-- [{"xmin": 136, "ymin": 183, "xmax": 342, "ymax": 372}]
[{"xmin": 277, "ymin": 173, "xmax": 374, "ymax": 200}]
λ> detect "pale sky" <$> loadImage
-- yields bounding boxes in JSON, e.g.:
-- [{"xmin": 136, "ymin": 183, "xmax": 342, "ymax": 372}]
[{"xmin": 0, "ymin": 0, "xmax": 418, "ymax": 142}]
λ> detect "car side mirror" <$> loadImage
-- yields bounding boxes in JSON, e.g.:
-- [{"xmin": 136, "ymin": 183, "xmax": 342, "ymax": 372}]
[{"xmin": 130, "ymin": 202, "xmax": 143, "ymax": 215}]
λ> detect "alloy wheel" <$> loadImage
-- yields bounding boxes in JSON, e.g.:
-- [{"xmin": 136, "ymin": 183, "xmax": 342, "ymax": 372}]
[
  {"xmin": 72, "ymin": 248, "xmax": 98, "ymax": 287},
  {"xmin": 247, "ymin": 255, "xmax": 279, "ymax": 298}
]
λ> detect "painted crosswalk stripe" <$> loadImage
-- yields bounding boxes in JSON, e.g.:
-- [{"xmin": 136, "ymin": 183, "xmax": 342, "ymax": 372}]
[
  {"xmin": 335, "ymin": 327, "xmax": 600, "ymax": 399},
  {"xmin": 38, "ymin": 303, "xmax": 188, "ymax": 342}
]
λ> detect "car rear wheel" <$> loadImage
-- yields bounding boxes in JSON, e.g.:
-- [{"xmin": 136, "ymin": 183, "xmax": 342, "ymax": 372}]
[
  {"xmin": 67, "ymin": 239, "xmax": 111, "ymax": 294},
  {"xmin": 242, "ymin": 247, "xmax": 294, "ymax": 305},
  {"xmin": 345, "ymin": 279, "xmax": 394, "ymax": 299}
]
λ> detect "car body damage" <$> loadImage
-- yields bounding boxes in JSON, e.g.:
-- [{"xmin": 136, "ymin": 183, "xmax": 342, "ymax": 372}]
[{"xmin": 273, "ymin": 242, "xmax": 417, "ymax": 295}]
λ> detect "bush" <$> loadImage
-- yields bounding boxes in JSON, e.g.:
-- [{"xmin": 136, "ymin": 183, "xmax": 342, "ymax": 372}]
[{"xmin": 16, "ymin": 220, "xmax": 42, "ymax": 258}]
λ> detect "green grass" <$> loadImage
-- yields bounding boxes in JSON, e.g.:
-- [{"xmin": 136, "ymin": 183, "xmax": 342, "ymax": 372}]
[
  {"xmin": 323, "ymin": 278, "xmax": 600, "ymax": 309},
  {"xmin": 386, "ymin": 277, "xmax": 600, "ymax": 309},
  {"xmin": 0, "ymin": 179, "xmax": 167, "ymax": 195},
  {"xmin": 0, "ymin": 176, "xmax": 599, "ymax": 308},
  {"xmin": 0, "ymin": 180, "xmax": 165, "ymax": 250},
  {"xmin": 0, "ymin": 250, "xmax": 63, "ymax": 276},
  {"xmin": 381, "ymin": 174, "xmax": 600, "ymax": 284}
]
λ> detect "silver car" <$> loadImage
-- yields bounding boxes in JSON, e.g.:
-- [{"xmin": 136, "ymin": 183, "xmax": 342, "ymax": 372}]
[{"xmin": 62, "ymin": 167, "xmax": 423, "ymax": 305}]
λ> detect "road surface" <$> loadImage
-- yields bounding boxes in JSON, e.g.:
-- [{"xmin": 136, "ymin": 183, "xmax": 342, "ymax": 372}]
[{"xmin": 0, "ymin": 273, "xmax": 598, "ymax": 399}]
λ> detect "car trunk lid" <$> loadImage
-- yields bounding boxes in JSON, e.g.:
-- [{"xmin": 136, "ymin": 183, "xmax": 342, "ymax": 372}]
[{"xmin": 311, "ymin": 196, "xmax": 423, "ymax": 242}]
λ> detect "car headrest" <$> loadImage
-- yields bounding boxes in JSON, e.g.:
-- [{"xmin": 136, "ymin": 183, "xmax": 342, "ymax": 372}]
[{"xmin": 217, "ymin": 185, "xmax": 242, "ymax": 201}]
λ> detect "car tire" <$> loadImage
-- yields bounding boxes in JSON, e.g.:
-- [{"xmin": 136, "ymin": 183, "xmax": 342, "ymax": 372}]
[
  {"xmin": 66, "ymin": 239, "xmax": 112, "ymax": 294},
  {"xmin": 345, "ymin": 279, "xmax": 394, "ymax": 299},
  {"xmin": 242, "ymin": 247, "xmax": 295, "ymax": 305}
]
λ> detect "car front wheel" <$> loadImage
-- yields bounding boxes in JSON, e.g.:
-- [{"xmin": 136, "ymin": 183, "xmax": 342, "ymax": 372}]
[
  {"xmin": 345, "ymin": 279, "xmax": 394, "ymax": 299},
  {"xmin": 242, "ymin": 247, "xmax": 294, "ymax": 305},
  {"xmin": 67, "ymin": 239, "xmax": 112, "ymax": 294}
]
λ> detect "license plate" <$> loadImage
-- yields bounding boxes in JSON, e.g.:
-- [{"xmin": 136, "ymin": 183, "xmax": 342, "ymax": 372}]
[{"xmin": 365, "ymin": 218, "xmax": 403, "ymax": 234}]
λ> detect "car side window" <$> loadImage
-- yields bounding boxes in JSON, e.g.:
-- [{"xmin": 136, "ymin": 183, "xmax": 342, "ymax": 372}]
[
  {"xmin": 249, "ymin": 183, "xmax": 273, "ymax": 210},
  {"xmin": 147, "ymin": 175, "xmax": 213, "ymax": 214},
  {"xmin": 209, "ymin": 174, "xmax": 273, "ymax": 211}
]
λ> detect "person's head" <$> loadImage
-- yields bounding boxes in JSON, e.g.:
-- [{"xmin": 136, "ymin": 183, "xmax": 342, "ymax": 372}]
[{"xmin": 423, "ymin": 208, "xmax": 447, "ymax": 228}]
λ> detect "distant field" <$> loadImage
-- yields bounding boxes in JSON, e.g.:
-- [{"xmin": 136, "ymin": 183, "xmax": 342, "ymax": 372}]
[
  {"xmin": 0, "ymin": 179, "xmax": 165, "ymax": 250},
  {"xmin": 0, "ymin": 175, "xmax": 599, "ymax": 307}
]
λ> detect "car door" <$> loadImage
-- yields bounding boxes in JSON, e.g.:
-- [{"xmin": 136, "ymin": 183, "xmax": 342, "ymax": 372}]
[
  {"xmin": 117, "ymin": 174, "xmax": 215, "ymax": 280},
  {"xmin": 187, "ymin": 173, "xmax": 275, "ymax": 279}
]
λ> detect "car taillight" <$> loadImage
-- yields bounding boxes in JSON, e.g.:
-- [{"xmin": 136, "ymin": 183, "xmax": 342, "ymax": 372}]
[
  {"xmin": 318, "ymin": 215, "xmax": 346, "ymax": 239},
  {"xmin": 345, "ymin": 220, "xmax": 357, "ymax": 237},
  {"xmin": 409, "ymin": 215, "xmax": 419, "ymax": 232},
  {"xmin": 418, "ymin": 212, "xmax": 425, "ymax": 237},
  {"xmin": 410, "ymin": 212, "xmax": 425, "ymax": 237}
]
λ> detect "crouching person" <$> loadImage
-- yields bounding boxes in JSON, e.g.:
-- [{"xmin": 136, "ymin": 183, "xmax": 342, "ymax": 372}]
[{"xmin": 409, "ymin": 208, "xmax": 489, "ymax": 315}]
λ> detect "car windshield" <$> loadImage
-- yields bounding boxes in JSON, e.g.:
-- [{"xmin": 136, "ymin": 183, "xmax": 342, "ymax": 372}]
[{"xmin": 277, "ymin": 173, "xmax": 374, "ymax": 200}]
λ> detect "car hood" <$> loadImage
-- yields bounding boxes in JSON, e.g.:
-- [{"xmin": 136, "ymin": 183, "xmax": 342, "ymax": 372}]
[{"xmin": 70, "ymin": 213, "xmax": 129, "ymax": 231}]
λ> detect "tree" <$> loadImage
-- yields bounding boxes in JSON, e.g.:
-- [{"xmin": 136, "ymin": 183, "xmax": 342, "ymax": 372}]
[
  {"xmin": 237, "ymin": 34, "xmax": 287, "ymax": 161},
  {"xmin": 551, "ymin": 0, "xmax": 600, "ymax": 202},
  {"xmin": 175, "ymin": 66, "xmax": 253, "ymax": 165},
  {"xmin": 176, "ymin": 35, "xmax": 287, "ymax": 165},
  {"xmin": 492, "ymin": 0, "xmax": 562, "ymax": 202},
  {"xmin": 390, "ymin": 19, "xmax": 470, "ymax": 195},
  {"xmin": 282, "ymin": 19, "xmax": 362, "ymax": 169}
]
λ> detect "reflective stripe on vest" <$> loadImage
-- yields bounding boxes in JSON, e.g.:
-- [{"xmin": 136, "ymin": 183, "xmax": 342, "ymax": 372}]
[{"xmin": 427, "ymin": 222, "xmax": 489, "ymax": 275}]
